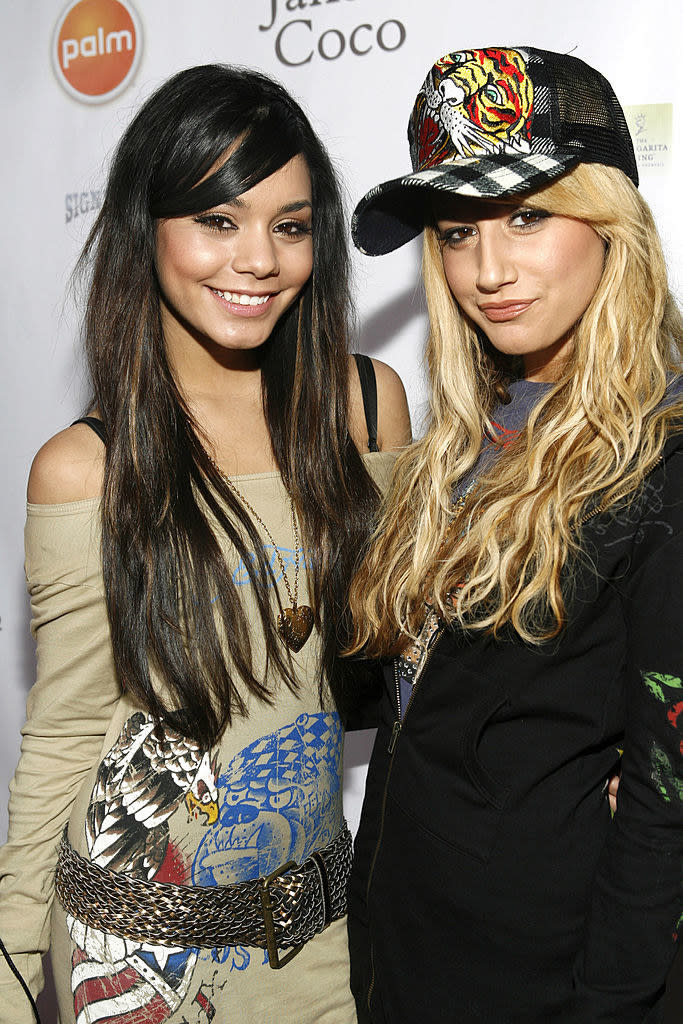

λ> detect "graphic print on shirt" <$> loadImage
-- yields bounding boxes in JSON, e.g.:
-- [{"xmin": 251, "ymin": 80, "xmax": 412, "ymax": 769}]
[
  {"xmin": 592, "ymin": 475, "xmax": 671, "ymax": 548},
  {"xmin": 230, "ymin": 544, "xmax": 309, "ymax": 589},
  {"xmin": 642, "ymin": 671, "xmax": 683, "ymax": 804},
  {"xmin": 192, "ymin": 711, "xmax": 342, "ymax": 968},
  {"xmin": 69, "ymin": 712, "xmax": 219, "ymax": 1024},
  {"xmin": 67, "ymin": 710, "xmax": 342, "ymax": 1021}
]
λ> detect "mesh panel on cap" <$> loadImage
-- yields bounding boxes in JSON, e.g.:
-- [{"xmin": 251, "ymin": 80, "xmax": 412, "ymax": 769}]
[{"xmin": 541, "ymin": 50, "xmax": 638, "ymax": 184}]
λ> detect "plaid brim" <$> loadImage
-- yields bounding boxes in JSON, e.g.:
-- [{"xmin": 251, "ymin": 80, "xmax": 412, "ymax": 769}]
[{"xmin": 352, "ymin": 149, "xmax": 581, "ymax": 256}]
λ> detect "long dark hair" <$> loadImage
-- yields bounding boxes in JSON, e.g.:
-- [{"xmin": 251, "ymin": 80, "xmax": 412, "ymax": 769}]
[{"xmin": 79, "ymin": 64, "xmax": 379, "ymax": 746}]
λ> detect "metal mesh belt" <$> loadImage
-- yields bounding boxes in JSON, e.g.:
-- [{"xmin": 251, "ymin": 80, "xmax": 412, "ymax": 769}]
[{"xmin": 55, "ymin": 822, "xmax": 352, "ymax": 956}]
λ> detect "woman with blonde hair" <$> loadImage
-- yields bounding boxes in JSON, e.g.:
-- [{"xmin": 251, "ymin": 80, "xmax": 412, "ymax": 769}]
[{"xmin": 346, "ymin": 46, "xmax": 682, "ymax": 1022}]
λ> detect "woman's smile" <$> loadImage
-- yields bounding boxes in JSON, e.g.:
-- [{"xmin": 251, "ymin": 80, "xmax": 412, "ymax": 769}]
[{"xmin": 208, "ymin": 287, "xmax": 278, "ymax": 316}]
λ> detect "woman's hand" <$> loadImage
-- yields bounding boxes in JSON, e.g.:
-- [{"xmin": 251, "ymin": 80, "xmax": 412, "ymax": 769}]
[{"xmin": 607, "ymin": 772, "xmax": 620, "ymax": 815}]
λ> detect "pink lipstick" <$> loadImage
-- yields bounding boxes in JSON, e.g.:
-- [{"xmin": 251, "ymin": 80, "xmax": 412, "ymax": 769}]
[
  {"xmin": 209, "ymin": 287, "xmax": 276, "ymax": 317},
  {"xmin": 480, "ymin": 300, "xmax": 534, "ymax": 323}
]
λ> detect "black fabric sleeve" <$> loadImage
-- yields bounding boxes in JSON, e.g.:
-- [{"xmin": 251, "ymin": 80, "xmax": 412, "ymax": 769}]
[
  {"xmin": 572, "ymin": 447, "xmax": 683, "ymax": 1022},
  {"xmin": 339, "ymin": 656, "xmax": 383, "ymax": 732}
]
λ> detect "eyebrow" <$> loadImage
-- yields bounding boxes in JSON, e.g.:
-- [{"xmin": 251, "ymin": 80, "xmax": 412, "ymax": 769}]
[
  {"xmin": 433, "ymin": 198, "xmax": 516, "ymax": 222},
  {"xmin": 225, "ymin": 198, "xmax": 312, "ymax": 215}
]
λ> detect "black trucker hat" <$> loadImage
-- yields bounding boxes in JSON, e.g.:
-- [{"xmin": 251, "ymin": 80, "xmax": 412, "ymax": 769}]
[{"xmin": 352, "ymin": 46, "xmax": 638, "ymax": 256}]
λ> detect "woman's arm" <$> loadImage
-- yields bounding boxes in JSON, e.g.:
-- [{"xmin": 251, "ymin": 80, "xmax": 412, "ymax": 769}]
[
  {"xmin": 0, "ymin": 429, "xmax": 118, "ymax": 1021},
  {"xmin": 572, "ymin": 444, "xmax": 683, "ymax": 1020},
  {"xmin": 348, "ymin": 356, "xmax": 412, "ymax": 453},
  {"xmin": 27, "ymin": 421, "xmax": 104, "ymax": 504}
]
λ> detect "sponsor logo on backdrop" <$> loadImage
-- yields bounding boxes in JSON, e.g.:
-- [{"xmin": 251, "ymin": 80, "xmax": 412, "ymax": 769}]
[
  {"xmin": 624, "ymin": 104, "xmax": 672, "ymax": 174},
  {"xmin": 65, "ymin": 188, "xmax": 104, "ymax": 224},
  {"xmin": 259, "ymin": 0, "xmax": 406, "ymax": 67},
  {"xmin": 52, "ymin": 0, "xmax": 142, "ymax": 104}
]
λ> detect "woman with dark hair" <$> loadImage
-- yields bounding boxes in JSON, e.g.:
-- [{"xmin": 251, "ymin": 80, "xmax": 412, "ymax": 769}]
[
  {"xmin": 0, "ymin": 64, "xmax": 410, "ymax": 1023},
  {"xmin": 346, "ymin": 46, "xmax": 682, "ymax": 1022}
]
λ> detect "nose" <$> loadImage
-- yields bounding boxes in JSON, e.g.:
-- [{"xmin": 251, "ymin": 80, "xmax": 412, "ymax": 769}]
[
  {"xmin": 475, "ymin": 223, "xmax": 517, "ymax": 293},
  {"xmin": 231, "ymin": 226, "xmax": 279, "ymax": 279}
]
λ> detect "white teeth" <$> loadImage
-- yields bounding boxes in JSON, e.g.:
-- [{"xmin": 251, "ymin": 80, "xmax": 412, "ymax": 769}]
[{"xmin": 212, "ymin": 288, "xmax": 270, "ymax": 306}]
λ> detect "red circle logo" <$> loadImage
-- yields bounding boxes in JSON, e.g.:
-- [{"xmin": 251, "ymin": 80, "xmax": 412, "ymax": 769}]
[{"xmin": 52, "ymin": 0, "xmax": 142, "ymax": 104}]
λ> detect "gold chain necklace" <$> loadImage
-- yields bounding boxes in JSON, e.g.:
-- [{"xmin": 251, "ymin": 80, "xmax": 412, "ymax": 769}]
[{"xmin": 206, "ymin": 452, "xmax": 313, "ymax": 652}]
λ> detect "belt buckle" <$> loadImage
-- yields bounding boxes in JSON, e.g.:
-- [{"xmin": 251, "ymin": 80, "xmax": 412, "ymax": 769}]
[{"xmin": 260, "ymin": 859, "xmax": 303, "ymax": 969}]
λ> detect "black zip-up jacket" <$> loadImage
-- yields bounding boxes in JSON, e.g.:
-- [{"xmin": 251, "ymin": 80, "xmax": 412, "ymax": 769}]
[{"xmin": 349, "ymin": 432, "xmax": 683, "ymax": 1023}]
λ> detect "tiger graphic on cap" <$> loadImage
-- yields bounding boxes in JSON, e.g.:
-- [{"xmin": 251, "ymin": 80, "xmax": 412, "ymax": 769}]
[{"xmin": 411, "ymin": 48, "xmax": 534, "ymax": 168}]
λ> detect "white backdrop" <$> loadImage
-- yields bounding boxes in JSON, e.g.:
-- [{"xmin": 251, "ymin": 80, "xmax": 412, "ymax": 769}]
[{"xmin": 1, "ymin": 0, "xmax": 681, "ymax": 951}]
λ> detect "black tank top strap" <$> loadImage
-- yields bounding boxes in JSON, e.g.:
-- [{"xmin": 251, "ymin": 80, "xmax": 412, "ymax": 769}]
[
  {"xmin": 353, "ymin": 352, "xmax": 379, "ymax": 453},
  {"xmin": 72, "ymin": 416, "xmax": 107, "ymax": 444}
]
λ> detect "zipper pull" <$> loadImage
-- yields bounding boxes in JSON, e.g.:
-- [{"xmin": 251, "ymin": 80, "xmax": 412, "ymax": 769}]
[{"xmin": 388, "ymin": 720, "xmax": 401, "ymax": 755}]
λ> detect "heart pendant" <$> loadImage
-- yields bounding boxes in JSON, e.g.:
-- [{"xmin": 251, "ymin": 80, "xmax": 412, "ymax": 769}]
[{"xmin": 277, "ymin": 605, "xmax": 314, "ymax": 652}]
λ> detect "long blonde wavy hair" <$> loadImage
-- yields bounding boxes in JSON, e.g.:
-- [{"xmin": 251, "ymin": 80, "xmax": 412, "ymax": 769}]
[{"xmin": 348, "ymin": 163, "xmax": 683, "ymax": 654}]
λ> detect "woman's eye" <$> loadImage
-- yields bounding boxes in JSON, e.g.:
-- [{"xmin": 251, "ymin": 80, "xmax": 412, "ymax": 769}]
[
  {"xmin": 275, "ymin": 220, "xmax": 312, "ymax": 239},
  {"xmin": 194, "ymin": 213, "xmax": 235, "ymax": 233},
  {"xmin": 438, "ymin": 225, "xmax": 475, "ymax": 247},
  {"xmin": 509, "ymin": 208, "xmax": 551, "ymax": 229}
]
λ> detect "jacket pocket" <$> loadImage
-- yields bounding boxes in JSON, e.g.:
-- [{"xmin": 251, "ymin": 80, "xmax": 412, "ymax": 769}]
[
  {"xmin": 390, "ymin": 678, "xmax": 511, "ymax": 863},
  {"xmin": 462, "ymin": 688, "xmax": 511, "ymax": 811}
]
